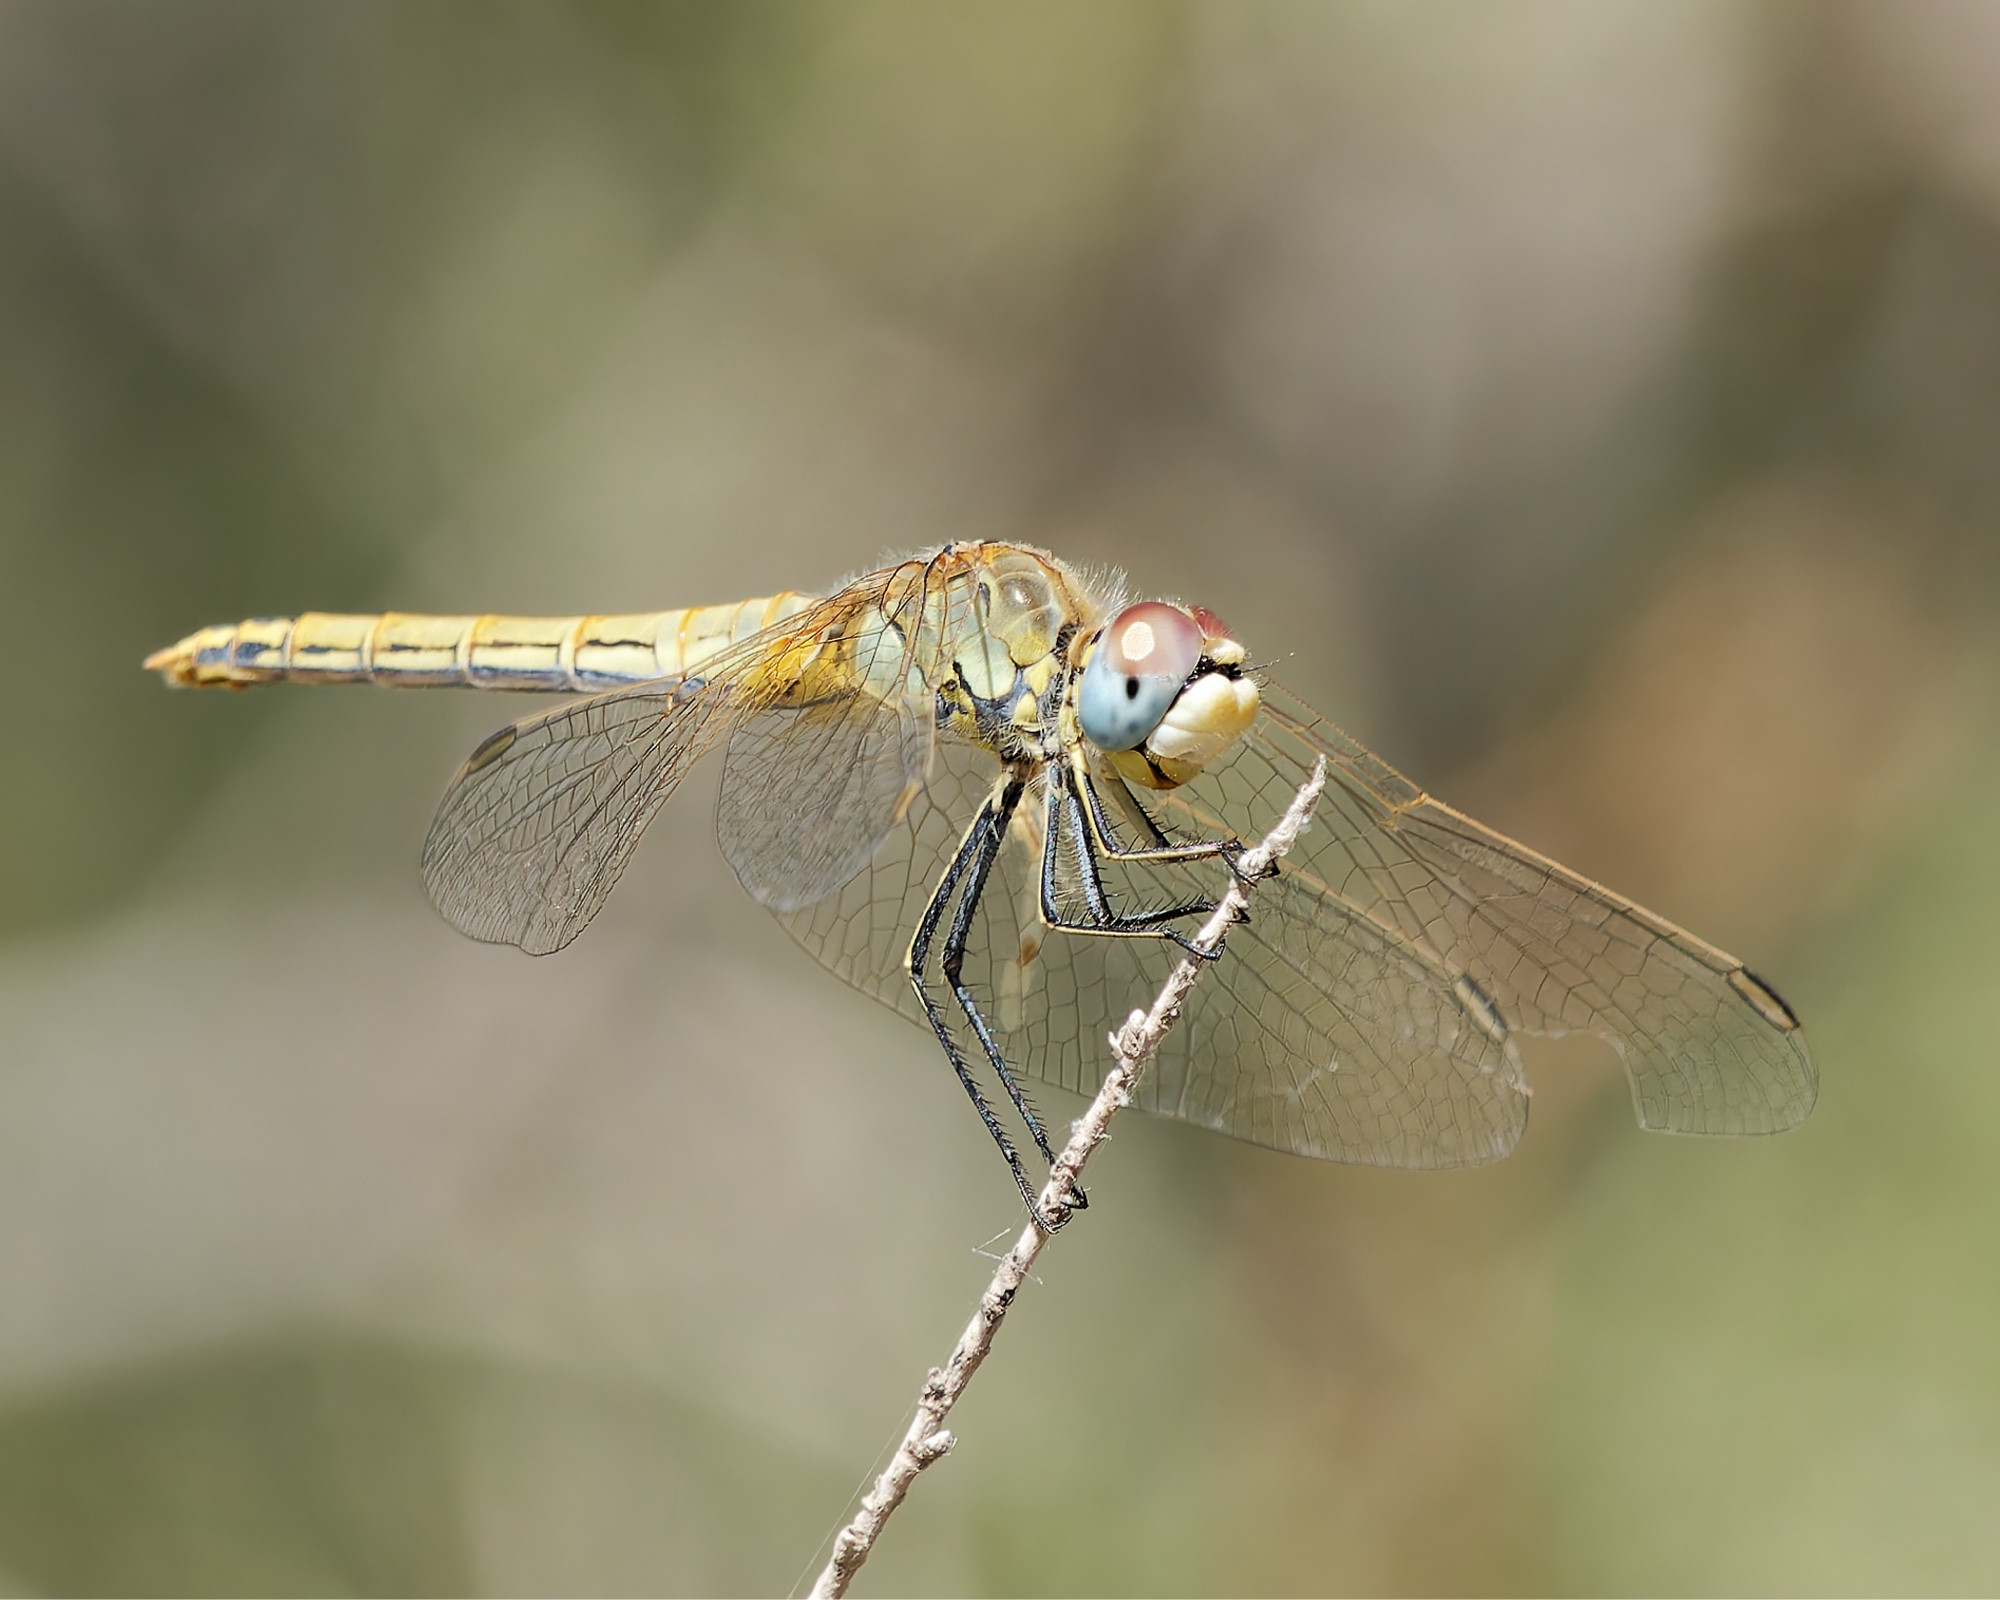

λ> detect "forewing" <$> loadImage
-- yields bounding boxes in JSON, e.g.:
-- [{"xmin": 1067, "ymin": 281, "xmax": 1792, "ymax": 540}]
[
  {"xmin": 983, "ymin": 774, "xmax": 1530, "ymax": 1165},
  {"xmin": 771, "ymin": 737, "xmax": 996, "ymax": 1026},
  {"xmin": 1239, "ymin": 683, "xmax": 1817, "ymax": 1135},
  {"xmin": 758, "ymin": 661, "xmax": 1808, "ymax": 1159},
  {"xmin": 774, "ymin": 739, "xmax": 1530, "ymax": 1168},
  {"xmin": 717, "ymin": 578, "xmax": 935, "ymax": 914}
]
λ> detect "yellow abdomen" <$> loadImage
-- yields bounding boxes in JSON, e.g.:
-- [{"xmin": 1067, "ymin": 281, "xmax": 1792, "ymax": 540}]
[{"xmin": 145, "ymin": 594, "xmax": 817, "ymax": 693}]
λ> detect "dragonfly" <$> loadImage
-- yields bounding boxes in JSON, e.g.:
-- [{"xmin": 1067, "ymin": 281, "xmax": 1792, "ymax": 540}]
[{"xmin": 148, "ymin": 541, "xmax": 1815, "ymax": 1219}]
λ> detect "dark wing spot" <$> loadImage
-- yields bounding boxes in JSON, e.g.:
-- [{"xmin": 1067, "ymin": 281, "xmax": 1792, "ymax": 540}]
[
  {"xmin": 1453, "ymin": 971, "xmax": 1511, "ymax": 1047},
  {"xmin": 465, "ymin": 725, "xmax": 517, "ymax": 774},
  {"xmin": 1729, "ymin": 967, "xmax": 1802, "ymax": 1032}
]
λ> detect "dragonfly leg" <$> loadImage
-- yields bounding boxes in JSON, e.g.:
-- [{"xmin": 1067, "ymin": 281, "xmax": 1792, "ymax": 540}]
[
  {"xmin": 1070, "ymin": 758, "xmax": 1275, "ymax": 903},
  {"xmin": 908, "ymin": 781, "xmax": 1060, "ymax": 1224},
  {"xmin": 1070, "ymin": 752, "xmax": 1244, "ymax": 870},
  {"xmin": 939, "ymin": 778, "xmax": 1081, "ymax": 1210},
  {"xmin": 1039, "ymin": 770, "xmax": 1216, "ymax": 948}
]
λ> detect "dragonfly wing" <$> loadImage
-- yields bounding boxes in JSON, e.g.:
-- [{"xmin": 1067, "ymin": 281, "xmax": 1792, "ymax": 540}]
[
  {"xmin": 769, "ymin": 737, "xmax": 995, "ymax": 1028},
  {"xmin": 423, "ymin": 571, "xmax": 948, "ymax": 957},
  {"xmin": 979, "ymin": 773, "xmax": 1531, "ymax": 1165},
  {"xmin": 421, "ymin": 676, "xmax": 741, "ymax": 955},
  {"xmin": 1235, "ymin": 683, "xmax": 1818, "ymax": 1135},
  {"xmin": 760, "ymin": 673, "xmax": 1808, "ymax": 1162},
  {"xmin": 716, "ymin": 585, "xmax": 935, "ymax": 914},
  {"xmin": 772, "ymin": 736, "xmax": 1530, "ymax": 1167}
]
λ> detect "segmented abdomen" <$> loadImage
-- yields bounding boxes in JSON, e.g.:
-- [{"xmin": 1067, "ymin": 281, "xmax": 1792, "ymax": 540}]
[{"xmin": 144, "ymin": 595, "xmax": 817, "ymax": 692}]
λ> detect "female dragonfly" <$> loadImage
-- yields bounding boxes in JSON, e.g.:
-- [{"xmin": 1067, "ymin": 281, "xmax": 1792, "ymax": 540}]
[{"xmin": 148, "ymin": 542, "xmax": 1815, "ymax": 1217}]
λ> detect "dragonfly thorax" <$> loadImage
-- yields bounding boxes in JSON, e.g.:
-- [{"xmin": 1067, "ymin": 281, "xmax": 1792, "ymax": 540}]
[{"xmin": 930, "ymin": 549, "xmax": 1085, "ymax": 763}]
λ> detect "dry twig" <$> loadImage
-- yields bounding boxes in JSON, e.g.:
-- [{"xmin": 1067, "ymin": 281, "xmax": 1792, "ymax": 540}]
[{"xmin": 809, "ymin": 757, "xmax": 1327, "ymax": 1599}]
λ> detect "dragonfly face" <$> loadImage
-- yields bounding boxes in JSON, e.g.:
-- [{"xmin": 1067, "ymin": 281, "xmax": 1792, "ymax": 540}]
[
  {"xmin": 147, "ymin": 539, "xmax": 1816, "ymax": 1221},
  {"xmin": 1073, "ymin": 600, "xmax": 1261, "ymax": 791}
]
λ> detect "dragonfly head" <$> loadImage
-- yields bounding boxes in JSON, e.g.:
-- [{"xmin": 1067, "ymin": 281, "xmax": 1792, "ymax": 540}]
[{"xmin": 1076, "ymin": 601, "xmax": 1260, "ymax": 789}]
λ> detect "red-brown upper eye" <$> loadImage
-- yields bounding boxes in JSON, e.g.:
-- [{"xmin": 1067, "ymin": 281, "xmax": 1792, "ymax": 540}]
[
  {"xmin": 1100, "ymin": 601, "xmax": 1203, "ymax": 680},
  {"xmin": 1188, "ymin": 605, "xmax": 1232, "ymax": 647}
]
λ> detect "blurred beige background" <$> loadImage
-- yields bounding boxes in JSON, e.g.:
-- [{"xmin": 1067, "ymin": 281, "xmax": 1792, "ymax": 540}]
[{"xmin": 2, "ymin": 1, "xmax": 1999, "ymax": 1593}]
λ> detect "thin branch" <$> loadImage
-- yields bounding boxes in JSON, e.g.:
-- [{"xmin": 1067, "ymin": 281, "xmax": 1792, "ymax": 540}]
[{"xmin": 809, "ymin": 757, "xmax": 1327, "ymax": 1599}]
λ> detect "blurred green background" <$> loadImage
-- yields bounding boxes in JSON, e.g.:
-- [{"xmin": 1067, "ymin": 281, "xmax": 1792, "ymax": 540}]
[{"xmin": 2, "ymin": 1, "xmax": 1998, "ymax": 1593}]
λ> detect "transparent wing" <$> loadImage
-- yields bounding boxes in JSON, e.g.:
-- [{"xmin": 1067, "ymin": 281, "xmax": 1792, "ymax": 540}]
[
  {"xmin": 421, "ymin": 678, "xmax": 742, "ymax": 955},
  {"xmin": 771, "ymin": 677, "xmax": 1814, "ymax": 1165},
  {"xmin": 716, "ymin": 578, "xmax": 938, "ymax": 915},
  {"xmin": 1034, "ymin": 778, "xmax": 1533, "ymax": 1165},
  {"xmin": 776, "ymin": 739, "xmax": 1532, "ymax": 1168},
  {"xmin": 421, "ymin": 574, "xmax": 936, "ymax": 956},
  {"xmin": 1225, "ymin": 683, "xmax": 1818, "ymax": 1136},
  {"xmin": 773, "ymin": 738, "xmax": 998, "ymax": 1028}
]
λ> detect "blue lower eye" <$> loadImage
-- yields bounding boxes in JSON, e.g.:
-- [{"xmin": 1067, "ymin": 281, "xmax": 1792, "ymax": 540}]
[{"xmin": 1078, "ymin": 648, "xmax": 1178, "ymax": 750}]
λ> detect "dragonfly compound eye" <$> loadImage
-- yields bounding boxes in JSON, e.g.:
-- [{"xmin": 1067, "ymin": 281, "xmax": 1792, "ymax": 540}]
[{"xmin": 1077, "ymin": 602, "xmax": 1204, "ymax": 751}]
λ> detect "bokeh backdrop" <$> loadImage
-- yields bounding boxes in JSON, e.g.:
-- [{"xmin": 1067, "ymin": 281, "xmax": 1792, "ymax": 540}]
[{"xmin": 2, "ymin": 1, "xmax": 1999, "ymax": 1593}]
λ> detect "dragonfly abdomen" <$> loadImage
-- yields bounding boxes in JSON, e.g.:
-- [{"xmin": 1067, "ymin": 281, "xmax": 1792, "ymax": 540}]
[{"xmin": 145, "ymin": 595, "xmax": 816, "ymax": 692}]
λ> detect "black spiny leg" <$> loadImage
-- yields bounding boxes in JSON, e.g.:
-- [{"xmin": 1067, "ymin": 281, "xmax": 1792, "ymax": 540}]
[
  {"xmin": 1073, "ymin": 757, "xmax": 1273, "ymax": 896},
  {"xmin": 939, "ymin": 777, "xmax": 1082, "ymax": 1214},
  {"xmin": 909, "ymin": 783, "xmax": 1045, "ymax": 1220},
  {"xmin": 1070, "ymin": 752, "xmax": 1245, "ymax": 870},
  {"xmin": 1038, "ymin": 768, "xmax": 1218, "ymax": 955}
]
